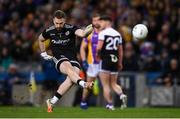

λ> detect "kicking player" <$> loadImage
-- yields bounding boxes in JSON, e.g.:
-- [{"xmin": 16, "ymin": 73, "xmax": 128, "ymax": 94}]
[
  {"xmin": 96, "ymin": 15, "xmax": 127, "ymax": 110},
  {"xmin": 38, "ymin": 10, "xmax": 94, "ymax": 112},
  {"xmin": 80, "ymin": 13, "xmax": 101, "ymax": 109}
]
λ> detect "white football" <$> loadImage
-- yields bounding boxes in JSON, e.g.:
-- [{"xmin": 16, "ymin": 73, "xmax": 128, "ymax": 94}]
[{"xmin": 132, "ymin": 24, "xmax": 148, "ymax": 40}]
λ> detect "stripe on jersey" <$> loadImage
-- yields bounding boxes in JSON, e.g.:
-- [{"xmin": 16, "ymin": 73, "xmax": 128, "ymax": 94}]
[{"xmin": 87, "ymin": 33, "xmax": 94, "ymax": 64}]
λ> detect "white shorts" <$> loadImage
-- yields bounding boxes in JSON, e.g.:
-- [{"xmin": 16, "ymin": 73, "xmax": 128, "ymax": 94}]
[{"xmin": 86, "ymin": 63, "xmax": 100, "ymax": 77}]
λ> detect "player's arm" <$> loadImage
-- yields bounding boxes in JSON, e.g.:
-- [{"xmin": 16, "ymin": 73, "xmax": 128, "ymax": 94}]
[
  {"xmin": 80, "ymin": 40, "xmax": 88, "ymax": 61},
  {"xmin": 75, "ymin": 24, "xmax": 93, "ymax": 38},
  {"xmin": 118, "ymin": 44, "xmax": 123, "ymax": 70},
  {"xmin": 38, "ymin": 34, "xmax": 46, "ymax": 52},
  {"xmin": 96, "ymin": 40, "xmax": 104, "ymax": 61},
  {"xmin": 80, "ymin": 40, "xmax": 89, "ymax": 71},
  {"xmin": 96, "ymin": 31, "xmax": 104, "ymax": 59},
  {"xmin": 38, "ymin": 33, "xmax": 52, "ymax": 60}
]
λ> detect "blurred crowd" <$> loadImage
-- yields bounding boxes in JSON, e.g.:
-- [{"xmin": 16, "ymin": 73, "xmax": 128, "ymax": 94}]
[{"xmin": 0, "ymin": 0, "xmax": 179, "ymax": 81}]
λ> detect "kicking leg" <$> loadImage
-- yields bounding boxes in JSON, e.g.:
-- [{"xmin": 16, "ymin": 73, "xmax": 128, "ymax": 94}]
[{"xmin": 59, "ymin": 61, "xmax": 93, "ymax": 89}]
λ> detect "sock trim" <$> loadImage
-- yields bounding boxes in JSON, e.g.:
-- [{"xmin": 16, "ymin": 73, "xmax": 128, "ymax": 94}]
[{"xmin": 55, "ymin": 92, "xmax": 62, "ymax": 99}]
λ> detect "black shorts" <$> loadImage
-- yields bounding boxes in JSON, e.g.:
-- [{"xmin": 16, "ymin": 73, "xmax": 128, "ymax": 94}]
[
  {"xmin": 100, "ymin": 57, "xmax": 118, "ymax": 74},
  {"xmin": 54, "ymin": 55, "xmax": 81, "ymax": 73}
]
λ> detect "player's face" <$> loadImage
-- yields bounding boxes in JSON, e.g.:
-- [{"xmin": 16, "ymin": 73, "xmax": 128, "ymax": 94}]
[
  {"xmin": 99, "ymin": 20, "xmax": 106, "ymax": 30},
  {"xmin": 92, "ymin": 17, "xmax": 100, "ymax": 29},
  {"xmin": 53, "ymin": 17, "xmax": 65, "ymax": 30}
]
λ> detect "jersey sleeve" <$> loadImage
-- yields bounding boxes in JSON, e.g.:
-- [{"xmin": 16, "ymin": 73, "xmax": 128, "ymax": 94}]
[
  {"xmin": 42, "ymin": 29, "xmax": 50, "ymax": 39},
  {"xmin": 98, "ymin": 31, "xmax": 105, "ymax": 41},
  {"xmin": 84, "ymin": 38, "xmax": 88, "ymax": 43},
  {"xmin": 72, "ymin": 25, "xmax": 79, "ymax": 34}
]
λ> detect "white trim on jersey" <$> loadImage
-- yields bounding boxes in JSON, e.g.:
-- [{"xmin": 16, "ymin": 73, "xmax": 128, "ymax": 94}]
[{"xmin": 98, "ymin": 27, "xmax": 122, "ymax": 44}]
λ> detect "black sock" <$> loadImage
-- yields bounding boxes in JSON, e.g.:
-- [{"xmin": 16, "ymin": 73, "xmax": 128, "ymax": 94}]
[
  {"xmin": 77, "ymin": 79, "xmax": 81, "ymax": 86},
  {"xmin": 55, "ymin": 92, "xmax": 62, "ymax": 99}
]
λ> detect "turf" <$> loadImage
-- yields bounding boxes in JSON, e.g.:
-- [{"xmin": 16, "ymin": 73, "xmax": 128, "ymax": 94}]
[{"xmin": 0, "ymin": 106, "xmax": 179, "ymax": 118}]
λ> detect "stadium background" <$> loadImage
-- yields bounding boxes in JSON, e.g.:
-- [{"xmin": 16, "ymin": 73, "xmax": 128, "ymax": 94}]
[{"xmin": 0, "ymin": 0, "xmax": 179, "ymax": 112}]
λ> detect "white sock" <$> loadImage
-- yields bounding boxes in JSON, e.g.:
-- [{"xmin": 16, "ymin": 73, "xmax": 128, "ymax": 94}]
[
  {"xmin": 79, "ymin": 80, "xmax": 86, "ymax": 88},
  {"xmin": 50, "ymin": 96, "xmax": 59, "ymax": 104}
]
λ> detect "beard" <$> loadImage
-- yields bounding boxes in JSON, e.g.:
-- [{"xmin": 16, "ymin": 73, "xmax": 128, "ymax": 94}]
[
  {"xmin": 93, "ymin": 24, "xmax": 100, "ymax": 29},
  {"xmin": 56, "ymin": 27, "xmax": 62, "ymax": 31}
]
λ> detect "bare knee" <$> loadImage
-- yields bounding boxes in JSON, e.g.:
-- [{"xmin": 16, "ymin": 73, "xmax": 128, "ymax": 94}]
[{"xmin": 73, "ymin": 67, "xmax": 80, "ymax": 74}]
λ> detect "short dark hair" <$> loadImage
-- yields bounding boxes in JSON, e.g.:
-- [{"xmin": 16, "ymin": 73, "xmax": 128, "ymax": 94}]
[
  {"xmin": 53, "ymin": 10, "xmax": 66, "ymax": 19},
  {"xmin": 99, "ymin": 15, "xmax": 112, "ymax": 22}
]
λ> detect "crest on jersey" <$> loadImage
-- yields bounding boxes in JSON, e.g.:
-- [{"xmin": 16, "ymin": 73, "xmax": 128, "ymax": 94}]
[{"xmin": 65, "ymin": 31, "xmax": 70, "ymax": 35}]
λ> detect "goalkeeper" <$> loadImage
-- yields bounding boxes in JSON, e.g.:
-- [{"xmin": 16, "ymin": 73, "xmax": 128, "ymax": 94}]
[{"xmin": 38, "ymin": 10, "xmax": 94, "ymax": 112}]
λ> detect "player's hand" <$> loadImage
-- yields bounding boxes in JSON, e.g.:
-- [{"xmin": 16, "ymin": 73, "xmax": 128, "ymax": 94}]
[
  {"xmin": 40, "ymin": 52, "xmax": 52, "ymax": 60},
  {"xmin": 118, "ymin": 63, "xmax": 123, "ymax": 71},
  {"xmin": 82, "ymin": 60, "xmax": 89, "ymax": 71}
]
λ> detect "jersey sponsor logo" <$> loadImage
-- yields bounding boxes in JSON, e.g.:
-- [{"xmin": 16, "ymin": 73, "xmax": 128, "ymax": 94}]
[
  {"xmin": 50, "ymin": 33, "xmax": 55, "ymax": 36},
  {"xmin": 51, "ymin": 39, "xmax": 70, "ymax": 44}
]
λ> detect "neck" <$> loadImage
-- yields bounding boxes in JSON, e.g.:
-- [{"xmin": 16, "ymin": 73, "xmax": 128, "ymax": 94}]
[
  {"xmin": 105, "ymin": 22, "xmax": 112, "ymax": 29},
  {"xmin": 94, "ymin": 28, "xmax": 100, "ymax": 33},
  {"xmin": 105, "ymin": 25, "xmax": 111, "ymax": 29}
]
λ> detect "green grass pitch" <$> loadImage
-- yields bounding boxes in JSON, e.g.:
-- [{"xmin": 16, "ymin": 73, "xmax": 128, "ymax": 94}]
[{"xmin": 0, "ymin": 106, "xmax": 180, "ymax": 118}]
